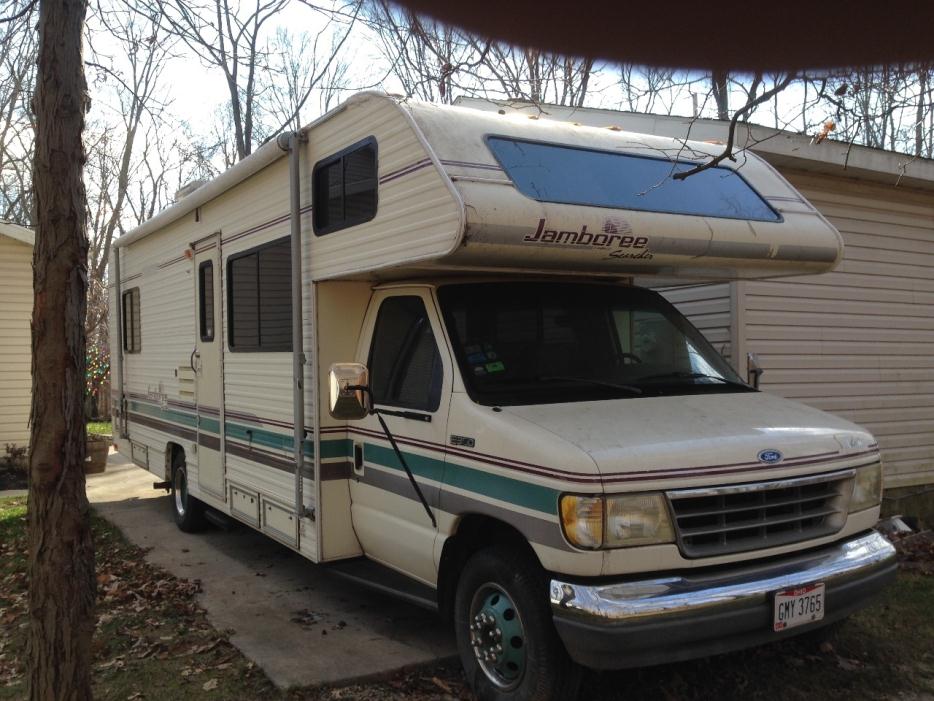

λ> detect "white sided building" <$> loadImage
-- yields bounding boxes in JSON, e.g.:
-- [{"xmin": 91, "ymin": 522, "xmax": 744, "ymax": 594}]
[{"xmin": 0, "ymin": 221, "xmax": 34, "ymax": 449}]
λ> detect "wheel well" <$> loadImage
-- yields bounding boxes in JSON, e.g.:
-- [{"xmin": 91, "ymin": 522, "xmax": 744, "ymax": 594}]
[
  {"xmin": 437, "ymin": 514, "xmax": 541, "ymax": 624},
  {"xmin": 165, "ymin": 443, "xmax": 185, "ymax": 479}
]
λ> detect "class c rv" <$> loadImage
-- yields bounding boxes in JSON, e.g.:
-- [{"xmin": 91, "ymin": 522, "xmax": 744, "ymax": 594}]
[{"xmin": 110, "ymin": 92, "xmax": 896, "ymax": 700}]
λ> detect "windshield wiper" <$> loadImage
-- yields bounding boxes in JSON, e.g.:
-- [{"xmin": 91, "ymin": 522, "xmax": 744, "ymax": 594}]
[
  {"xmin": 539, "ymin": 376, "xmax": 643, "ymax": 395},
  {"xmin": 635, "ymin": 371, "xmax": 752, "ymax": 389}
]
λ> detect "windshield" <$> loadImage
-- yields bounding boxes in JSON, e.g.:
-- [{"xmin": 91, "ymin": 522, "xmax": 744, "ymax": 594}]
[{"xmin": 437, "ymin": 282, "xmax": 751, "ymax": 406}]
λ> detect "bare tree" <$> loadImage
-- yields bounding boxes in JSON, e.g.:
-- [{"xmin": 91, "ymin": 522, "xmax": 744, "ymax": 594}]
[
  {"xmin": 146, "ymin": 0, "xmax": 357, "ymax": 160},
  {"xmin": 85, "ymin": 3, "xmax": 173, "ymax": 280},
  {"xmin": 0, "ymin": 0, "xmax": 38, "ymax": 224},
  {"xmin": 27, "ymin": 0, "xmax": 95, "ymax": 699},
  {"xmin": 264, "ymin": 16, "xmax": 358, "ymax": 132}
]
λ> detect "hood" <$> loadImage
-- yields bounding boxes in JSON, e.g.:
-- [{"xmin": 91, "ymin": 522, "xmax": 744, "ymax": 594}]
[{"xmin": 503, "ymin": 391, "xmax": 878, "ymax": 488}]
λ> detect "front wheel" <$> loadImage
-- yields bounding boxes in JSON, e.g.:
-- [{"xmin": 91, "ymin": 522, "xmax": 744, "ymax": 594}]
[
  {"xmin": 172, "ymin": 460, "xmax": 206, "ymax": 533},
  {"xmin": 454, "ymin": 546, "xmax": 581, "ymax": 701}
]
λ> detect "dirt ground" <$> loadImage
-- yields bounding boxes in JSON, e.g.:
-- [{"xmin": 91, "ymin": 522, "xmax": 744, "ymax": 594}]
[{"xmin": 2, "ymin": 495, "xmax": 933, "ymax": 701}]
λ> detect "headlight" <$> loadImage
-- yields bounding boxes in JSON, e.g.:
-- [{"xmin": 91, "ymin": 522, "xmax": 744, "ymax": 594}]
[
  {"xmin": 605, "ymin": 493, "xmax": 675, "ymax": 547},
  {"xmin": 560, "ymin": 492, "xmax": 675, "ymax": 549},
  {"xmin": 849, "ymin": 462, "xmax": 883, "ymax": 513}
]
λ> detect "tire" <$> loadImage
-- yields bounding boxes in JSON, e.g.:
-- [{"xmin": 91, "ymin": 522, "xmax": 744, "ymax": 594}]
[
  {"xmin": 454, "ymin": 546, "xmax": 581, "ymax": 701},
  {"xmin": 171, "ymin": 457, "xmax": 206, "ymax": 533}
]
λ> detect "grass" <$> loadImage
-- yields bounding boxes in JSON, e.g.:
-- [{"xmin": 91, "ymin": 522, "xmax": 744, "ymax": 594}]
[
  {"xmin": 1, "ymin": 493, "xmax": 933, "ymax": 700},
  {"xmin": 86, "ymin": 420, "xmax": 112, "ymax": 437}
]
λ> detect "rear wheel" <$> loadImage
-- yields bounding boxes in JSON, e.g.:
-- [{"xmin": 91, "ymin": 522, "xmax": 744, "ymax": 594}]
[
  {"xmin": 454, "ymin": 546, "xmax": 581, "ymax": 701},
  {"xmin": 172, "ymin": 456, "xmax": 206, "ymax": 533}
]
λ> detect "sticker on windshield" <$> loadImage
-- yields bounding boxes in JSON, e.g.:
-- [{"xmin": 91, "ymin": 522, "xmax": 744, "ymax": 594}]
[
  {"xmin": 468, "ymin": 352, "xmax": 487, "ymax": 364},
  {"xmin": 485, "ymin": 361, "xmax": 505, "ymax": 373}
]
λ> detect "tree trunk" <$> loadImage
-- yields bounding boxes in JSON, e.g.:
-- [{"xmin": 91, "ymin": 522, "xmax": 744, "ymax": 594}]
[
  {"xmin": 27, "ymin": 0, "xmax": 95, "ymax": 699},
  {"xmin": 711, "ymin": 70, "xmax": 730, "ymax": 120}
]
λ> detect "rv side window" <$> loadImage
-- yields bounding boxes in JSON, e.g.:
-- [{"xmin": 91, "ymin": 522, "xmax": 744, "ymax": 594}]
[
  {"xmin": 368, "ymin": 296, "xmax": 443, "ymax": 412},
  {"xmin": 227, "ymin": 237, "xmax": 292, "ymax": 352},
  {"xmin": 199, "ymin": 261, "xmax": 214, "ymax": 342},
  {"xmin": 312, "ymin": 137, "xmax": 378, "ymax": 235},
  {"xmin": 122, "ymin": 287, "xmax": 141, "ymax": 353}
]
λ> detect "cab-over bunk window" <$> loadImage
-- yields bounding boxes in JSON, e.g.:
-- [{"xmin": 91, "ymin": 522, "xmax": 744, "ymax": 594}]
[
  {"xmin": 122, "ymin": 287, "xmax": 141, "ymax": 353},
  {"xmin": 312, "ymin": 137, "xmax": 378, "ymax": 235},
  {"xmin": 486, "ymin": 136, "xmax": 780, "ymax": 222},
  {"xmin": 227, "ymin": 237, "xmax": 292, "ymax": 352}
]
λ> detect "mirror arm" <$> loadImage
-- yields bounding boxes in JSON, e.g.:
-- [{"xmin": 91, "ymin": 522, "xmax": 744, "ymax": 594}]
[
  {"xmin": 348, "ymin": 383, "xmax": 436, "ymax": 528},
  {"xmin": 373, "ymin": 410, "xmax": 437, "ymax": 528}
]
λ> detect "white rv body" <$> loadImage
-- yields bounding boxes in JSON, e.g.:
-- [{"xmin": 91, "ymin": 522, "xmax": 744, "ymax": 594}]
[{"xmin": 110, "ymin": 93, "xmax": 894, "ymax": 693}]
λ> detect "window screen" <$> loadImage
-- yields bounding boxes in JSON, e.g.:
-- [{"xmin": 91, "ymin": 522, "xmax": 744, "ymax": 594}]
[
  {"xmin": 368, "ymin": 296, "xmax": 443, "ymax": 412},
  {"xmin": 227, "ymin": 237, "xmax": 292, "ymax": 351},
  {"xmin": 313, "ymin": 137, "xmax": 378, "ymax": 235},
  {"xmin": 199, "ymin": 261, "xmax": 214, "ymax": 342},
  {"xmin": 486, "ymin": 136, "xmax": 780, "ymax": 222},
  {"xmin": 122, "ymin": 287, "xmax": 141, "ymax": 353}
]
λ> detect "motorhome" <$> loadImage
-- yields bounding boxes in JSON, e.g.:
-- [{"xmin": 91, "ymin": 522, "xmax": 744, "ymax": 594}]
[{"xmin": 110, "ymin": 92, "xmax": 896, "ymax": 700}]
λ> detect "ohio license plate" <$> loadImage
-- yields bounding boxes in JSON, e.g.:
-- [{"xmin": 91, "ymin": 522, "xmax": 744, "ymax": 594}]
[{"xmin": 773, "ymin": 583, "xmax": 825, "ymax": 632}]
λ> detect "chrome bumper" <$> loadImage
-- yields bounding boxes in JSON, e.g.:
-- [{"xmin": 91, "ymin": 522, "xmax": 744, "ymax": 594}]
[{"xmin": 550, "ymin": 530, "xmax": 896, "ymax": 623}]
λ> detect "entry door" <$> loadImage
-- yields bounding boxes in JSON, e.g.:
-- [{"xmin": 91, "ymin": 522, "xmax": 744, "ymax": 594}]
[
  {"xmin": 348, "ymin": 290, "xmax": 453, "ymax": 584},
  {"xmin": 193, "ymin": 235, "xmax": 225, "ymax": 499}
]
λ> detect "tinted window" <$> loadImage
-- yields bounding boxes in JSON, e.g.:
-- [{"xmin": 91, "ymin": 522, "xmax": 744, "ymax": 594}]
[
  {"xmin": 368, "ymin": 296, "xmax": 443, "ymax": 412},
  {"xmin": 122, "ymin": 287, "xmax": 141, "ymax": 353},
  {"xmin": 313, "ymin": 137, "xmax": 378, "ymax": 235},
  {"xmin": 487, "ymin": 136, "xmax": 780, "ymax": 222},
  {"xmin": 227, "ymin": 237, "xmax": 292, "ymax": 351},
  {"xmin": 199, "ymin": 261, "xmax": 214, "ymax": 342},
  {"xmin": 438, "ymin": 283, "xmax": 748, "ymax": 406}
]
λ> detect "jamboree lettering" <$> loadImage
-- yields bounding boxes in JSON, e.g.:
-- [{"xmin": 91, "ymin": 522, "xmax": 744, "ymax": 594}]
[{"xmin": 522, "ymin": 218, "xmax": 654, "ymax": 260}]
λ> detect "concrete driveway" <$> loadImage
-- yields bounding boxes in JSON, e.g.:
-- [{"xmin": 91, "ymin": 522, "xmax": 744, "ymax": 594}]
[{"xmin": 87, "ymin": 453, "xmax": 456, "ymax": 689}]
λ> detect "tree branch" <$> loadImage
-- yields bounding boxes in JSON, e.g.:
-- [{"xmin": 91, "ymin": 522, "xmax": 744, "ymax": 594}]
[{"xmin": 672, "ymin": 73, "xmax": 796, "ymax": 180}]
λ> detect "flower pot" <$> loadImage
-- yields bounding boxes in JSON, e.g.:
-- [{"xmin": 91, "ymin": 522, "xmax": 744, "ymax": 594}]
[{"xmin": 85, "ymin": 437, "xmax": 109, "ymax": 474}]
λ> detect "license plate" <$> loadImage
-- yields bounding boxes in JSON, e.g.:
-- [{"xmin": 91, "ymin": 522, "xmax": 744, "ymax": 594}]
[{"xmin": 773, "ymin": 582, "xmax": 825, "ymax": 632}]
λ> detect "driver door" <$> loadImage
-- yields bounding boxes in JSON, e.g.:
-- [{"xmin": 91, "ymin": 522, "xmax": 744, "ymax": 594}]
[{"xmin": 347, "ymin": 289, "xmax": 453, "ymax": 584}]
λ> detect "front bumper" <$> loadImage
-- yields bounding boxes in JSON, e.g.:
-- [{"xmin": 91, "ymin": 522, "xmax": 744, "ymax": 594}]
[{"xmin": 549, "ymin": 530, "xmax": 897, "ymax": 670}]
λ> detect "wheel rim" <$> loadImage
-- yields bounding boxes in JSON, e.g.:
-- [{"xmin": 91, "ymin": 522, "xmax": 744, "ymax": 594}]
[
  {"xmin": 468, "ymin": 582, "xmax": 527, "ymax": 690},
  {"xmin": 174, "ymin": 468, "xmax": 187, "ymax": 518}
]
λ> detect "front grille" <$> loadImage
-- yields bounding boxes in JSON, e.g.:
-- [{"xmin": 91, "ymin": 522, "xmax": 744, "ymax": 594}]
[{"xmin": 667, "ymin": 470, "xmax": 854, "ymax": 558}]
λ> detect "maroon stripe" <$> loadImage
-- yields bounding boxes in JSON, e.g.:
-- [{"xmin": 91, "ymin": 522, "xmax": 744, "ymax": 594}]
[
  {"xmin": 379, "ymin": 159, "xmax": 433, "ymax": 184},
  {"xmin": 158, "ymin": 255, "xmax": 188, "ymax": 269},
  {"xmin": 440, "ymin": 159, "xmax": 503, "ymax": 171},
  {"xmin": 128, "ymin": 412, "xmax": 196, "ymax": 444},
  {"xmin": 341, "ymin": 425, "xmax": 878, "ymax": 485}
]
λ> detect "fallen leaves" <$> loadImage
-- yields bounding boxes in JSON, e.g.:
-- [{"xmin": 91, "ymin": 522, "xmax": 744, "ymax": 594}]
[{"xmin": 891, "ymin": 530, "xmax": 934, "ymax": 575}]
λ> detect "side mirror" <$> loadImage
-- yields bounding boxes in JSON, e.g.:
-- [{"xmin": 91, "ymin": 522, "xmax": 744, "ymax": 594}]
[
  {"xmin": 328, "ymin": 362, "xmax": 371, "ymax": 420},
  {"xmin": 747, "ymin": 352, "xmax": 764, "ymax": 389}
]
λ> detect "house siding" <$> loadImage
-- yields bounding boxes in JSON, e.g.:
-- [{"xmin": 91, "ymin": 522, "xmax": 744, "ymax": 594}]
[
  {"xmin": 653, "ymin": 282, "xmax": 734, "ymax": 367},
  {"xmin": 743, "ymin": 171, "xmax": 934, "ymax": 488},
  {"xmin": 0, "ymin": 236, "xmax": 33, "ymax": 447}
]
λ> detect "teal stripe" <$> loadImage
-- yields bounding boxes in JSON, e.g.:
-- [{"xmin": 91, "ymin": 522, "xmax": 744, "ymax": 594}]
[
  {"xmin": 364, "ymin": 442, "xmax": 559, "ymax": 515},
  {"xmin": 224, "ymin": 421, "xmax": 292, "ymax": 452},
  {"xmin": 130, "ymin": 400, "xmax": 199, "ymax": 429},
  {"xmin": 130, "ymin": 398, "xmax": 558, "ymax": 515}
]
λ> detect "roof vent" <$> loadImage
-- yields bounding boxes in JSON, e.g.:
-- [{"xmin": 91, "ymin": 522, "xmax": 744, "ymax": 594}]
[{"xmin": 175, "ymin": 180, "xmax": 207, "ymax": 202}]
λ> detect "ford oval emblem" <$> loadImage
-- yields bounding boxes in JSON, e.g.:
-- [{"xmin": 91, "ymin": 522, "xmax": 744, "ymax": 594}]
[{"xmin": 758, "ymin": 449, "xmax": 783, "ymax": 464}]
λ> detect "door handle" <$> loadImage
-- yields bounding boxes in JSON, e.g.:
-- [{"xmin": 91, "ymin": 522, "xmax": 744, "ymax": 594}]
[
  {"xmin": 190, "ymin": 349, "xmax": 200, "ymax": 372},
  {"xmin": 353, "ymin": 443, "xmax": 364, "ymax": 476}
]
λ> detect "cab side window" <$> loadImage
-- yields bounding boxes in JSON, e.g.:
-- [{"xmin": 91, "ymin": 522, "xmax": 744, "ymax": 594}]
[{"xmin": 368, "ymin": 296, "xmax": 443, "ymax": 412}]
